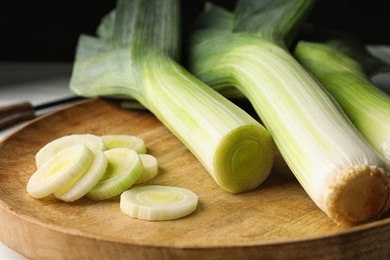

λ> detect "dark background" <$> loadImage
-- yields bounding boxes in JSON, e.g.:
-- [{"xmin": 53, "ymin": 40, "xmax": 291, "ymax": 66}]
[{"xmin": 1, "ymin": 0, "xmax": 389, "ymax": 62}]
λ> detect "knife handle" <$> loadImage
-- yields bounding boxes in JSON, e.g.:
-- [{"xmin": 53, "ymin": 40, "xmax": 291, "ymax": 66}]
[{"xmin": 0, "ymin": 102, "xmax": 36, "ymax": 130}]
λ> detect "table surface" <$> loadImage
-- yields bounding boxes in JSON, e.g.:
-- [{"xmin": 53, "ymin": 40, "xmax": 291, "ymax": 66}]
[{"xmin": 1, "ymin": 46, "xmax": 390, "ymax": 259}]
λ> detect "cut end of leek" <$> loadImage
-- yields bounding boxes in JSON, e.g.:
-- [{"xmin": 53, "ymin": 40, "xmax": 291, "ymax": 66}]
[
  {"xmin": 214, "ymin": 124, "xmax": 274, "ymax": 193},
  {"xmin": 120, "ymin": 185, "xmax": 198, "ymax": 221},
  {"xmin": 326, "ymin": 165, "xmax": 390, "ymax": 226}
]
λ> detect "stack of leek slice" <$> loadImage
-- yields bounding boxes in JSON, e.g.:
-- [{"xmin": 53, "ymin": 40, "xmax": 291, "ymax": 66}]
[{"xmin": 27, "ymin": 134, "xmax": 198, "ymax": 221}]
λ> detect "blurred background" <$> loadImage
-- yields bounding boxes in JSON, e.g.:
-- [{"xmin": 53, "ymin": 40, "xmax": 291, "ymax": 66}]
[{"xmin": 1, "ymin": 0, "xmax": 389, "ymax": 62}]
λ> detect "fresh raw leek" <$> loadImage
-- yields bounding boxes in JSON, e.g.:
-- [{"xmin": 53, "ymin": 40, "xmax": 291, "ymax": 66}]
[
  {"xmin": 120, "ymin": 185, "xmax": 198, "ymax": 221},
  {"xmin": 87, "ymin": 148, "xmax": 143, "ymax": 200},
  {"xmin": 294, "ymin": 34, "xmax": 390, "ymax": 168},
  {"xmin": 54, "ymin": 149, "xmax": 108, "ymax": 202},
  {"xmin": 135, "ymin": 154, "xmax": 159, "ymax": 184},
  {"xmin": 101, "ymin": 134, "xmax": 147, "ymax": 154},
  {"xmin": 188, "ymin": 0, "xmax": 390, "ymax": 225},
  {"xmin": 69, "ymin": 0, "xmax": 274, "ymax": 193},
  {"xmin": 27, "ymin": 144, "xmax": 95, "ymax": 198},
  {"xmin": 35, "ymin": 134, "xmax": 106, "ymax": 168}
]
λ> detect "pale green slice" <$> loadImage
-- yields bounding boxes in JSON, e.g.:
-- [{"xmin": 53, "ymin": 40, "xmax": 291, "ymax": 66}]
[
  {"xmin": 87, "ymin": 148, "xmax": 143, "ymax": 200},
  {"xmin": 101, "ymin": 134, "xmax": 147, "ymax": 153},
  {"xmin": 120, "ymin": 185, "xmax": 198, "ymax": 221},
  {"xmin": 35, "ymin": 134, "xmax": 106, "ymax": 168},
  {"xmin": 135, "ymin": 154, "xmax": 158, "ymax": 184},
  {"xmin": 27, "ymin": 144, "xmax": 94, "ymax": 198},
  {"xmin": 54, "ymin": 150, "xmax": 108, "ymax": 202}
]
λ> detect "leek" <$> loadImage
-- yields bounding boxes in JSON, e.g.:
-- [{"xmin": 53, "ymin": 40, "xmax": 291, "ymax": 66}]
[
  {"xmin": 135, "ymin": 154, "xmax": 159, "ymax": 184},
  {"xmin": 101, "ymin": 134, "xmax": 147, "ymax": 154},
  {"xmin": 120, "ymin": 185, "xmax": 198, "ymax": 221},
  {"xmin": 188, "ymin": 0, "xmax": 390, "ymax": 225},
  {"xmin": 87, "ymin": 148, "xmax": 143, "ymax": 200},
  {"xmin": 69, "ymin": 0, "xmax": 274, "ymax": 193},
  {"xmin": 294, "ymin": 33, "xmax": 390, "ymax": 168},
  {"xmin": 27, "ymin": 144, "xmax": 95, "ymax": 198},
  {"xmin": 54, "ymin": 149, "xmax": 108, "ymax": 202},
  {"xmin": 35, "ymin": 134, "xmax": 106, "ymax": 168}
]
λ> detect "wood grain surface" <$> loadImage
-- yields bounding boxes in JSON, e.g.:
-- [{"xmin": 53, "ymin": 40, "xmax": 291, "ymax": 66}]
[{"xmin": 0, "ymin": 98, "xmax": 390, "ymax": 259}]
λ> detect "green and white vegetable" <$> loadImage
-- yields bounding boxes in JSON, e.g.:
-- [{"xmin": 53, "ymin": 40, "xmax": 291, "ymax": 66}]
[
  {"xmin": 135, "ymin": 154, "xmax": 159, "ymax": 184},
  {"xmin": 69, "ymin": 0, "xmax": 274, "ymax": 193},
  {"xmin": 27, "ymin": 134, "xmax": 161, "ymax": 202},
  {"xmin": 35, "ymin": 134, "xmax": 105, "ymax": 168},
  {"xmin": 87, "ymin": 148, "xmax": 143, "ymax": 200},
  {"xmin": 187, "ymin": 0, "xmax": 390, "ymax": 225},
  {"xmin": 27, "ymin": 133, "xmax": 198, "ymax": 221},
  {"xmin": 294, "ymin": 34, "xmax": 390, "ymax": 168},
  {"xmin": 120, "ymin": 185, "xmax": 198, "ymax": 221},
  {"xmin": 54, "ymin": 149, "xmax": 108, "ymax": 202},
  {"xmin": 27, "ymin": 144, "xmax": 95, "ymax": 198},
  {"xmin": 102, "ymin": 134, "xmax": 147, "ymax": 154}
]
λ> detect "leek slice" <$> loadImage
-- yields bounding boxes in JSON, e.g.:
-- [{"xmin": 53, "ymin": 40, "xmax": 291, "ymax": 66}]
[
  {"xmin": 27, "ymin": 144, "xmax": 94, "ymax": 198},
  {"xmin": 54, "ymin": 150, "xmax": 108, "ymax": 202},
  {"xmin": 35, "ymin": 134, "xmax": 105, "ymax": 168},
  {"xmin": 188, "ymin": 1, "xmax": 390, "ymax": 225},
  {"xmin": 101, "ymin": 134, "xmax": 147, "ymax": 154},
  {"xmin": 135, "ymin": 154, "xmax": 158, "ymax": 184},
  {"xmin": 120, "ymin": 185, "xmax": 198, "ymax": 221},
  {"xmin": 87, "ymin": 148, "xmax": 143, "ymax": 200}
]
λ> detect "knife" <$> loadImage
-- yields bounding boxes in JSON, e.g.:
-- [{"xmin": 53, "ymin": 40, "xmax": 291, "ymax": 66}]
[{"xmin": 0, "ymin": 96, "xmax": 85, "ymax": 130}]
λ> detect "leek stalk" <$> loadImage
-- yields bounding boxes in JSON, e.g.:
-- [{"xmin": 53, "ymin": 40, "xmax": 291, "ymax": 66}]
[
  {"xmin": 294, "ymin": 34, "xmax": 390, "ymax": 168},
  {"xmin": 188, "ymin": 0, "xmax": 390, "ymax": 225},
  {"xmin": 69, "ymin": 0, "xmax": 274, "ymax": 193}
]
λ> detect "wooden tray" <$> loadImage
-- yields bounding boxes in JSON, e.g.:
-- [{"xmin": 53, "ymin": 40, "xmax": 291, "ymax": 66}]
[{"xmin": 1, "ymin": 98, "xmax": 390, "ymax": 259}]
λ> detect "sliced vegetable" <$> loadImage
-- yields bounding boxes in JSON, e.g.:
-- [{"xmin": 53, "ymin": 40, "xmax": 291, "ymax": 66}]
[
  {"xmin": 135, "ymin": 154, "xmax": 158, "ymax": 184},
  {"xmin": 69, "ymin": 0, "xmax": 275, "ymax": 193},
  {"xmin": 187, "ymin": 1, "xmax": 390, "ymax": 225},
  {"xmin": 27, "ymin": 144, "xmax": 94, "ymax": 198},
  {"xmin": 87, "ymin": 148, "xmax": 143, "ymax": 200},
  {"xmin": 294, "ymin": 34, "xmax": 390, "ymax": 168},
  {"xmin": 101, "ymin": 134, "xmax": 147, "ymax": 154},
  {"xmin": 35, "ymin": 134, "xmax": 105, "ymax": 168},
  {"xmin": 120, "ymin": 185, "xmax": 198, "ymax": 221},
  {"xmin": 54, "ymin": 150, "xmax": 108, "ymax": 202}
]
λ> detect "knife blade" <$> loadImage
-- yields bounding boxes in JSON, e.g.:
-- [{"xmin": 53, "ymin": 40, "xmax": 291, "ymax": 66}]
[{"xmin": 0, "ymin": 96, "xmax": 85, "ymax": 130}]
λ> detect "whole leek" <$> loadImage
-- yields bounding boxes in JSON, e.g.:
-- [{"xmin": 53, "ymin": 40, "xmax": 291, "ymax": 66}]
[
  {"xmin": 69, "ymin": 0, "xmax": 274, "ymax": 193},
  {"xmin": 188, "ymin": 0, "xmax": 390, "ymax": 225},
  {"xmin": 294, "ymin": 33, "xmax": 390, "ymax": 167}
]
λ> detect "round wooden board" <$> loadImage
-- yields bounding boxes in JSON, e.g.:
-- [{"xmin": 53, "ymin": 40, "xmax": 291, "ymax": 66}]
[{"xmin": 0, "ymin": 98, "xmax": 390, "ymax": 259}]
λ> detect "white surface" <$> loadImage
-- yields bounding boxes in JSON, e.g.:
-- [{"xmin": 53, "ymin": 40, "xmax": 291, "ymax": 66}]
[
  {"xmin": 0, "ymin": 62, "xmax": 74, "ymax": 259},
  {"xmin": 0, "ymin": 47, "xmax": 390, "ymax": 259}
]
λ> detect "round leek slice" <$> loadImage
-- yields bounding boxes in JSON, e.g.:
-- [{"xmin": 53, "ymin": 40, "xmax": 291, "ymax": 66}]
[
  {"xmin": 101, "ymin": 135, "xmax": 147, "ymax": 154},
  {"xmin": 120, "ymin": 185, "xmax": 198, "ymax": 221},
  {"xmin": 54, "ymin": 150, "xmax": 108, "ymax": 202},
  {"xmin": 27, "ymin": 144, "xmax": 94, "ymax": 198},
  {"xmin": 87, "ymin": 148, "xmax": 143, "ymax": 200},
  {"xmin": 135, "ymin": 154, "xmax": 158, "ymax": 184},
  {"xmin": 35, "ymin": 134, "xmax": 106, "ymax": 168}
]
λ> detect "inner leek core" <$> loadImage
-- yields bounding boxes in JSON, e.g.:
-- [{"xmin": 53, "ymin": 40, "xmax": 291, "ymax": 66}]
[
  {"xmin": 215, "ymin": 125, "xmax": 274, "ymax": 193},
  {"xmin": 144, "ymin": 192, "xmax": 181, "ymax": 203}
]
